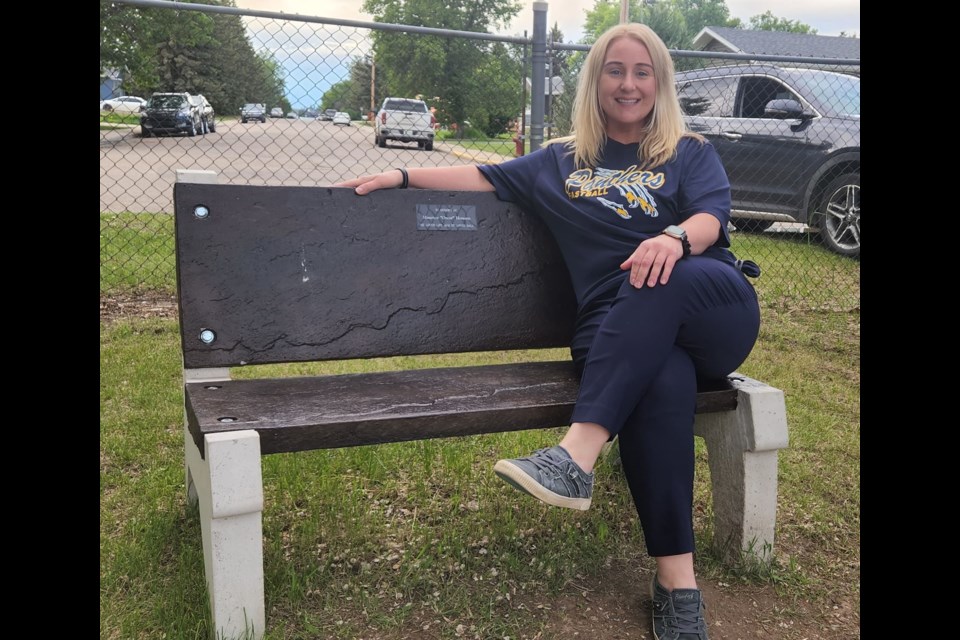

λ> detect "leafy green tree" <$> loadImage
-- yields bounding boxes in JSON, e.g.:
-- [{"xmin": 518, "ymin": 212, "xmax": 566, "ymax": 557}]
[
  {"xmin": 583, "ymin": 0, "xmax": 739, "ymax": 48},
  {"xmin": 101, "ymin": 1, "xmax": 161, "ymax": 91},
  {"xmin": 322, "ymin": 80, "xmax": 352, "ymax": 112},
  {"xmin": 748, "ymin": 11, "xmax": 817, "ymax": 34},
  {"xmin": 100, "ymin": 0, "xmax": 209, "ymax": 93},
  {"xmin": 362, "ymin": 0, "xmax": 521, "ymax": 127},
  {"xmin": 100, "ymin": 0, "xmax": 287, "ymax": 115},
  {"xmin": 548, "ymin": 23, "xmax": 571, "ymax": 75},
  {"xmin": 323, "ymin": 56, "xmax": 380, "ymax": 118},
  {"xmin": 674, "ymin": 0, "xmax": 742, "ymax": 36}
]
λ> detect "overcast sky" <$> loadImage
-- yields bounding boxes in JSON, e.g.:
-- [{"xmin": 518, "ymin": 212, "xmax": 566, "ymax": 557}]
[
  {"xmin": 234, "ymin": 1, "xmax": 861, "ymax": 41},
  {"xmin": 232, "ymin": 1, "xmax": 859, "ymax": 108}
]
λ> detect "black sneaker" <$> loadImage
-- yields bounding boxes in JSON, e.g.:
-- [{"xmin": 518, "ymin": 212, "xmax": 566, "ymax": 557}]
[
  {"xmin": 650, "ymin": 574, "xmax": 709, "ymax": 640},
  {"xmin": 493, "ymin": 446, "xmax": 593, "ymax": 510}
]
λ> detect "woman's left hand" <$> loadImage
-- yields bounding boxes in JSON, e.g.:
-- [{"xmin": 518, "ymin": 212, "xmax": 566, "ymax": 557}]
[{"xmin": 620, "ymin": 235, "xmax": 684, "ymax": 288}]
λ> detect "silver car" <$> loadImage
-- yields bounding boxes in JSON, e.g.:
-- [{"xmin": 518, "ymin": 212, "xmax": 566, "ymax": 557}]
[{"xmin": 240, "ymin": 103, "xmax": 267, "ymax": 124}]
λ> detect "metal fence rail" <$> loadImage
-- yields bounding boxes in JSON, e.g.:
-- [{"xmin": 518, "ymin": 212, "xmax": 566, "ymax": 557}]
[{"xmin": 100, "ymin": 0, "xmax": 859, "ymax": 311}]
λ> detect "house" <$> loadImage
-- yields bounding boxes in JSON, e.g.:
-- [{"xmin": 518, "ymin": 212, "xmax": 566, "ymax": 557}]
[
  {"xmin": 692, "ymin": 27, "xmax": 859, "ymax": 66},
  {"xmin": 100, "ymin": 69, "xmax": 124, "ymax": 101}
]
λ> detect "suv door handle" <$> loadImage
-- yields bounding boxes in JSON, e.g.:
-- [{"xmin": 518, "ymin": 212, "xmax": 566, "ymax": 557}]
[{"xmin": 720, "ymin": 131, "xmax": 743, "ymax": 141}]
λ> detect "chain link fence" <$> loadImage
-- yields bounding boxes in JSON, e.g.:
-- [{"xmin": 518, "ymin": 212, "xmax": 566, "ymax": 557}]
[{"xmin": 101, "ymin": 1, "xmax": 859, "ymax": 312}]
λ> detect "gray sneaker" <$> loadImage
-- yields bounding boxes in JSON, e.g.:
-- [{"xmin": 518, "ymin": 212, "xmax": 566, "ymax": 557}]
[
  {"xmin": 650, "ymin": 574, "xmax": 709, "ymax": 640},
  {"xmin": 493, "ymin": 446, "xmax": 593, "ymax": 510}
]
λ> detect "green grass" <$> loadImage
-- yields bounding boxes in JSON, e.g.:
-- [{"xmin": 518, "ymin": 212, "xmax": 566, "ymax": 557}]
[
  {"xmin": 436, "ymin": 132, "xmax": 530, "ymax": 158},
  {"xmin": 101, "ymin": 308, "xmax": 859, "ymax": 639},
  {"xmin": 100, "ymin": 212, "xmax": 176, "ymax": 295},
  {"xmin": 101, "ymin": 112, "xmax": 141, "ymax": 125},
  {"xmin": 730, "ymin": 231, "xmax": 860, "ymax": 311}
]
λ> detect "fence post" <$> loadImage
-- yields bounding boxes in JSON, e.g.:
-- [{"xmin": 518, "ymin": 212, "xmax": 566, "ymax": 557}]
[{"xmin": 530, "ymin": 1, "xmax": 547, "ymax": 152}]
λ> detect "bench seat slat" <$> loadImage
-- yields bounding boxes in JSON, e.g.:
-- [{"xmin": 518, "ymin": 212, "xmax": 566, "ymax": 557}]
[{"xmin": 185, "ymin": 361, "xmax": 738, "ymax": 456}]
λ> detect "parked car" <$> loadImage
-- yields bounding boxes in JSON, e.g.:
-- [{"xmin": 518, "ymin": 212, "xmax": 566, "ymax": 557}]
[
  {"xmin": 320, "ymin": 108, "xmax": 337, "ymax": 121},
  {"xmin": 100, "ymin": 95, "xmax": 147, "ymax": 115},
  {"xmin": 141, "ymin": 92, "xmax": 203, "ymax": 137},
  {"xmin": 286, "ymin": 111, "xmax": 299, "ymax": 119},
  {"xmin": 269, "ymin": 107, "xmax": 284, "ymax": 118},
  {"xmin": 375, "ymin": 97, "xmax": 436, "ymax": 150},
  {"xmin": 303, "ymin": 108, "xmax": 320, "ymax": 120},
  {"xmin": 675, "ymin": 65, "xmax": 860, "ymax": 256},
  {"xmin": 332, "ymin": 112, "xmax": 351, "ymax": 126},
  {"xmin": 240, "ymin": 103, "xmax": 267, "ymax": 123},
  {"xmin": 189, "ymin": 94, "xmax": 216, "ymax": 133}
]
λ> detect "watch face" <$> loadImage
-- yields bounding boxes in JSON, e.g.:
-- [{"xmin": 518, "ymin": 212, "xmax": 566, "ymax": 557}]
[{"xmin": 663, "ymin": 225, "xmax": 686, "ymax": 239}]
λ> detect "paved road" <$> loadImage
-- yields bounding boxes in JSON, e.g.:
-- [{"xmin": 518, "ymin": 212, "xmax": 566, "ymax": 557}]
[{"xmin": 100, "ymin": 119, "xmax": 508, "ymax": 213}]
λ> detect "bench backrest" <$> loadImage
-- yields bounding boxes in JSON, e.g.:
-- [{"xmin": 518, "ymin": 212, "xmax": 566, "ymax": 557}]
[{"xmin": 174, "ymin": 184, "xmax": 578, "ymax": 369}]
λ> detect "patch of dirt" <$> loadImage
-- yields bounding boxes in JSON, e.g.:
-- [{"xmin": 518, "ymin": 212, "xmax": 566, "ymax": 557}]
[
  {"xmin": 538, "ymin": 563, "xmax": 859, "ymax": 639},
  {"xmin": 100, "ymin": 293, "xmax": 177, "ymax": 323}
]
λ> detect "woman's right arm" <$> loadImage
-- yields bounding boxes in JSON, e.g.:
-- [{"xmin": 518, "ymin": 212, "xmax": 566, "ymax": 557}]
[{"xmin": 336, "ymin": 165, "xmax": 495, "ymax": 195}]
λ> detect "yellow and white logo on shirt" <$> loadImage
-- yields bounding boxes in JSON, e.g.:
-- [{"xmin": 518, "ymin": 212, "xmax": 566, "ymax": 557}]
[{"xmin": 565, "ymin": 165, "xmax": 663, "ymax": 220}]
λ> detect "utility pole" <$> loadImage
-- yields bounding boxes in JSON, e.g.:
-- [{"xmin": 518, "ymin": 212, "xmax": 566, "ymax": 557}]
[
  {"xmin": 370, "ymin": 54, "xmax": 376, "ymax": 114},
  {"xmin": 620, "ymin": 0, "xmax": 629, "ymax": 23}
]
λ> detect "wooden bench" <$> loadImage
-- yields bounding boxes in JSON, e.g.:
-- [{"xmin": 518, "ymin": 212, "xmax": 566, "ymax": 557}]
[{"xmin": 174, "ymin": 170, "xmax": 789, "ymax": 640}]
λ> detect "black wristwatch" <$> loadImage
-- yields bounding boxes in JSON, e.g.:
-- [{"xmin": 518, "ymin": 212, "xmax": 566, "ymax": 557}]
[{"xmin": 661, "ymin": 225, "xmax": 691, "ymax": 258}]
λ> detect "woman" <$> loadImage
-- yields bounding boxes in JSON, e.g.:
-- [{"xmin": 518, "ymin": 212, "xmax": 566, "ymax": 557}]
[{"xmin": 339, "ymin": 23, "xmax": 760, "ymax": 640}]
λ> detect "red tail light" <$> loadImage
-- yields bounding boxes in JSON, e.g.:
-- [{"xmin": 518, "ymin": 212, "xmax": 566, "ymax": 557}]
[{"xmin": 381, "ymin": 112, "xmax": 387, "ymax": 124}]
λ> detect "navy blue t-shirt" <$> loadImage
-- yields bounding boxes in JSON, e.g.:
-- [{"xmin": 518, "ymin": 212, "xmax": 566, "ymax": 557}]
[{"xmin": 478, "ymin": 136, "xmax": 737, "ymax": 310}]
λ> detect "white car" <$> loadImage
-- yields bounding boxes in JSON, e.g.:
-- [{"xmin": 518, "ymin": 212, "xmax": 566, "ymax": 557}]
[
  {"xmin": 100, "ymin": 96, "xmax": 147, "ymax": 115},
  {"xmin": 332, "ymin": 112, "xmax": 351, "ymax": 126}
]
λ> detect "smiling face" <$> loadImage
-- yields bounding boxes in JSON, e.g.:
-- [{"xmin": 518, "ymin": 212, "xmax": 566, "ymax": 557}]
[{"xmin": 598, "ymin": 36, "xmax": 657, "ymax": 143}]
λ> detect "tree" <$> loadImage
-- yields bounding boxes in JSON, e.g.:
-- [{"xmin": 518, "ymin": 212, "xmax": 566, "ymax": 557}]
[
  {"xmin": 362, "ymin": 0, "xmax": 522, "ymax": 127},
  {"xmin": 583, "ymin": 0, "xmax": 739, "ymax": 49},
  {"xmin": 100, "ymin": 0, "xmax": 287, "ymax": 114},
  {"xmin": 100, "ymin": 0, "xmax": 209, "ymax": 93},
  {"xmin": 548, "ymin": 23, "xmax": 571, "ymax": 75},
  {"xmin": 748, "ymin": 10, "xmax": 817, "ymax": 34},
  {"xmin": 674, "ymin": 0, "xmax": 742, "ymax": 35}
]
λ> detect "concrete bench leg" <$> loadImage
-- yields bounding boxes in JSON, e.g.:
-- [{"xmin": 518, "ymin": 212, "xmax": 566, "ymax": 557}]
[
  {"xmin": 185, "ymin": 426, "xmax": 265, "ymax": 640},
  {"xmin": 694, "ymin": 375, "xmax": 789, "ymax": 564}
]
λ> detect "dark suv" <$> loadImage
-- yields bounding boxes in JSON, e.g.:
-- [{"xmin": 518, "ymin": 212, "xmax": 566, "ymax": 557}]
[
  {"xmin": 675, "ymin": 65, "xmax": 860, "ymax": 256},
  {"xmin": 141, "ymin": 92, "xmax": 204, "ymax": 138}
]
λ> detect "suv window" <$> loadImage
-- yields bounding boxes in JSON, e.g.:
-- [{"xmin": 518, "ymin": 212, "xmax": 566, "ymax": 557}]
[
  {"xmin": 149, "ymin": 94, "xmax": 188, "ymax": 109},
  {"xmin": 383, "ymin": 99, "xmax": 427, "ymax": 113},
  {"xmin": 736, "ymin": 77, "xmax": 801, "ymax": 118},
  {"xmin": 677, "ymin": 77, "xmax": 737, "ymax": 117}
]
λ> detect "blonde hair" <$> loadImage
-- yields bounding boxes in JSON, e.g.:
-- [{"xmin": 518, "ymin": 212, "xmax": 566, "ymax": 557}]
[{"xmin": 548, "ymin": 23, "xmax": 700, "ymax": 169}]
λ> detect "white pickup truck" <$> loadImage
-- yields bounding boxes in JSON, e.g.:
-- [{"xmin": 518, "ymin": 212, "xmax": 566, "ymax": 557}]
[{"xmin": 374, "ymin": 97, "xmax": 436, "ymax": 151}]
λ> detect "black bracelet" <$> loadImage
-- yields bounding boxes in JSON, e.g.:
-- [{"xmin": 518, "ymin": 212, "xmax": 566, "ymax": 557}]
[{"xmin": 395, "ymin": 168, "xmax": 409, "ymax": 189}]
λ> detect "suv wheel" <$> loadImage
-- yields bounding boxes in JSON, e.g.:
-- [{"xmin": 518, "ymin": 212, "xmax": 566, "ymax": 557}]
[
  {"xmin": 208, "ymin": 118, "xmax": 216, "ymax": 133},
  {"xmin": 425, "ymin": 141, "xmax": 434, "ymax": 151},
  {"xmin": 378, "ymin": 135, "xmax": 386, "ymax": 148},
  {"xmin": 817, "ymin": 172, "xmax": 860, "ymax": 257}
]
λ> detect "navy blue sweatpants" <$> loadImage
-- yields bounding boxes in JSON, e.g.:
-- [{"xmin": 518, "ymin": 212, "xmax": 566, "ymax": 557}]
[{"xmin": 569, "ymin": 256, "xmax": 760, "ymax": 557}]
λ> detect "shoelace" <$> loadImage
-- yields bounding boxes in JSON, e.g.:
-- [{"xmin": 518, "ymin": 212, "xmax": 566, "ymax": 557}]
[
  {"xmin": 527, "ymin": 449, "xmax": 592, "ymax": 489},
  {"xmin": 670, "ymin": 594, "xmax": 705, "ymax": 633}
]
